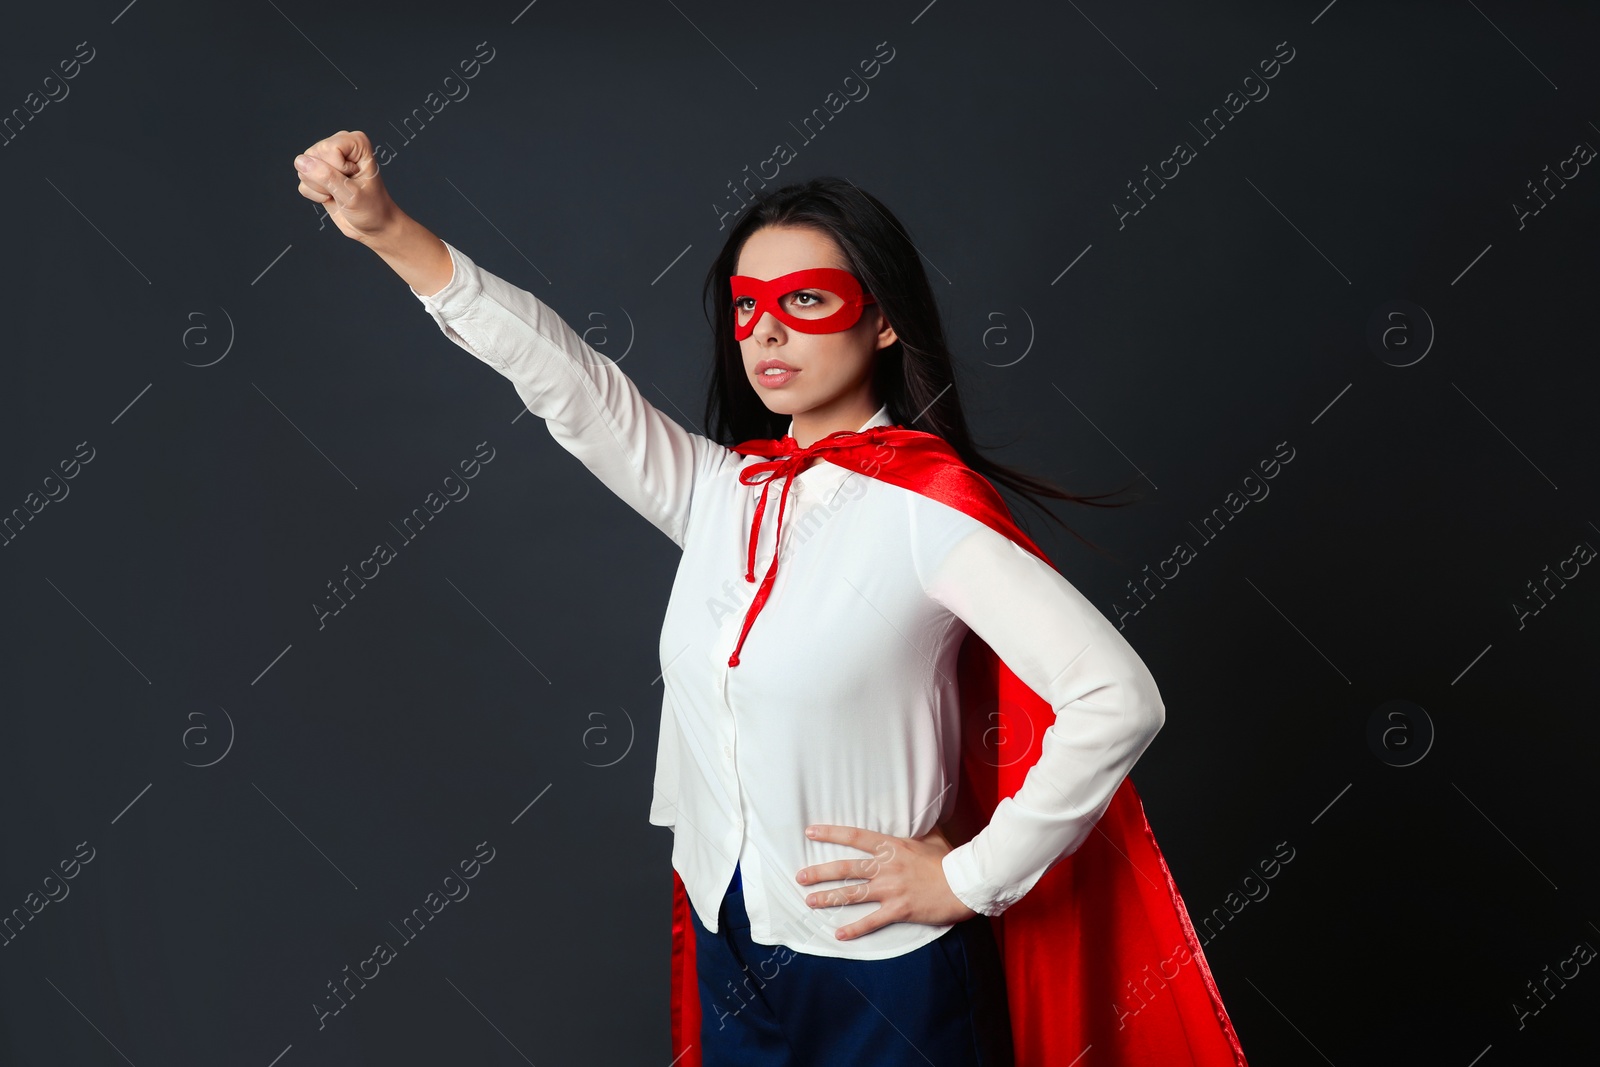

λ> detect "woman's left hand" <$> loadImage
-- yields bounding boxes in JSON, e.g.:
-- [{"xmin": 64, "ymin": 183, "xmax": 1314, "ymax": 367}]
[{"xmin": 796, "ymin": 823, "xmax": 978, "ymax": 940}]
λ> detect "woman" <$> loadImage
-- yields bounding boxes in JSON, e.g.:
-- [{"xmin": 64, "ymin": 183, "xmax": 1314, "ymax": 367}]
[{"xmin": 292, "ymin": 131, "xmax": 1247, "ymax": 1067}]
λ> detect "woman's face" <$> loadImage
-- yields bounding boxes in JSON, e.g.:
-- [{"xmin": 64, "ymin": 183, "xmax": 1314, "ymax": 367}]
[{"xmin": 734, "ymin": 225, "xmax": 897, "ymax": 425}]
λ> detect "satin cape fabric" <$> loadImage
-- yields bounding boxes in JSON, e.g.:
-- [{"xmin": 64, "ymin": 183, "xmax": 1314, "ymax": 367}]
[{"xmin": 668, "ymin": 425, "xmax": 1249, "ymax": 1067}]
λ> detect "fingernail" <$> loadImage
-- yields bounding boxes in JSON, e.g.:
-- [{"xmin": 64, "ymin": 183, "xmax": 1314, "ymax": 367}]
[{"xmin": 294, "ymin": 155, "xmax": 310, "ymax": 170}]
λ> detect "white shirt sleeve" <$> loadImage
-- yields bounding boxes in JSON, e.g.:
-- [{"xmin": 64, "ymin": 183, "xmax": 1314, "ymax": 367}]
[
  {"xmin": 410, "ymin": 240, "xmax": 731, "ymax": 548},
  {"xmin": 909, "ymin": 498, "xmax": 1167, "ymax": 917}
]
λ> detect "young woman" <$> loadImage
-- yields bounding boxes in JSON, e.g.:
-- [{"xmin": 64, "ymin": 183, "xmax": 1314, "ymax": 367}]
[{"xmin": 292, "ymin": 131, "xmax": 1245, "ymax": 1067}]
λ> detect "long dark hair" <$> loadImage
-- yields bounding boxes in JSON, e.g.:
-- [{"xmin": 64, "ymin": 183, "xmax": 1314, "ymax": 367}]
[{"xmin": 699, "ymin": 176, "xmax": 1138, "ymax": 553}]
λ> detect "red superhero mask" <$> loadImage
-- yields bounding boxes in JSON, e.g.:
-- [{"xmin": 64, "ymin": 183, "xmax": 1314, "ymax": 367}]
[{"xmin": 728, "ymin": 268, "xmax": 876, "ymax": 341}]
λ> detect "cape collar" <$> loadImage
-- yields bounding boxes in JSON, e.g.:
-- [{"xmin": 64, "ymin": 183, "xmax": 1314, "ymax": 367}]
[{"xmin": 777, "ymin": 402, "xmax": 894, "ymax": 499}]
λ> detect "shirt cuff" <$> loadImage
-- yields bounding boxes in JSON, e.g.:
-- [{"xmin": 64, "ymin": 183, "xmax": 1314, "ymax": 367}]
[
  {"xmin": 942, "ymin": 840, "xmax": 1023, "ymax": 918},
  {"xmin": 409, "ymin": 241, "xmax": 479, "ymax": 325}
]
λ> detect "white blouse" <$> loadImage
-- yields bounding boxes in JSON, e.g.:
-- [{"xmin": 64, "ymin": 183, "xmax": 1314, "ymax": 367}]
[{"xmin": 411, "ymin": 241, "xmax": 1166, "ymax": 961}]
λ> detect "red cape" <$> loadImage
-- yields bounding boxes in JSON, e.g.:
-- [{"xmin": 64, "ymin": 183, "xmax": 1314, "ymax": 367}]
[{"xmin": 669, "ymin": 425, "xmax": 1249, "ymax": 1066}]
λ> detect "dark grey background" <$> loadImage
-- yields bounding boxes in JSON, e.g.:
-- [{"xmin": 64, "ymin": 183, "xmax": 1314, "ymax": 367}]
[{"xmin": 2, "ymin": 1, "xmax": 1596, "ymax": 1063}]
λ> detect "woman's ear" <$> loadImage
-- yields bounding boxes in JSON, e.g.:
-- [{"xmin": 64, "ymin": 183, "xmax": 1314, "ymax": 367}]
[{"xmin": 874, "ymin": 310, "xmax": 898, "ymax": 350}]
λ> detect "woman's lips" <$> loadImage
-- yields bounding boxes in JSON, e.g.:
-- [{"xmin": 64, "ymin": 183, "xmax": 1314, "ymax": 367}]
[{"xmin": 755, "ymin": 368, "xmax": 799, "ymax": 388}]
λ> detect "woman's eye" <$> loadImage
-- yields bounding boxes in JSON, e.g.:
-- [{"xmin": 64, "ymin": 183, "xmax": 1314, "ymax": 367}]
[
  {"xmin": 790, "ymin": 291, "xmax": 821, "ymax": 306},
  {"xmin": 734, "ymin": 297, "xmax": 753, "ymax": 311}
]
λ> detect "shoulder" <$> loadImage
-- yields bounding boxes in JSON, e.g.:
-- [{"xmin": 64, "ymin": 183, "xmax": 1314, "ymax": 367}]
[
  {"xmin": 880, "ymin": 476, "xmax": 1035, "ymax": 598},
  {"xmin": 866, "ymin": 433, "xmax": 1034, "ymax": 552}
]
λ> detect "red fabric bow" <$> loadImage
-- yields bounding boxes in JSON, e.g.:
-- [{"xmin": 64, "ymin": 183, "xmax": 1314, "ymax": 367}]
[
  {"xmin": 669, "ymin": 423, "xmax": 1250, "ymax": 1067},
  {"xmin": 724, "ymin": 425, "xmax": 901, "ymax": 667}
]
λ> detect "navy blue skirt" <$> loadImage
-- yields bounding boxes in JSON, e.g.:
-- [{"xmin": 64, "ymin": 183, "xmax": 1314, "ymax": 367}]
[{"xmin": 690, "ymin": 863, "xmax": 1015, "ymax": 1065}]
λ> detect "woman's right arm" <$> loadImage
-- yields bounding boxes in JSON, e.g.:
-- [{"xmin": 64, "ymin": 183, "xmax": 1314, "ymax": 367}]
[
  {"xmin": 396, "ymin": 227, "xmax": 722, "ymax": 548},
  {"xmin": 293, "ymin": 130, "xmax": 729, "ymax": 548}
]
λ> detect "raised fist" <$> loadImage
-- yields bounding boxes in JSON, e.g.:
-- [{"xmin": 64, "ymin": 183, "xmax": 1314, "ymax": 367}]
[{"xmin": 292, "ymin": 130, "xmax": 397, "ymax": 241}]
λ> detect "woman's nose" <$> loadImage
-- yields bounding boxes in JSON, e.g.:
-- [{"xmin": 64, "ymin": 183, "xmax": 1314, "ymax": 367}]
[{"xmin": 752, "ymin": 311, "xmax": 785, "ymax": 340}]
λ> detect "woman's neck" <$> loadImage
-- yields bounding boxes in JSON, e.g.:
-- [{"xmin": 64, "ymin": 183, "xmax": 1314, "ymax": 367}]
[{"xmin": 789, "ymin": 393, "xmax": 881, "ymax": 450}]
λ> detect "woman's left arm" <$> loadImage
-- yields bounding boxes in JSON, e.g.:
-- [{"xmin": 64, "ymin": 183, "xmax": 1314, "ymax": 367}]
[{"xmin": 912, "ymin": 506, "xmax": 1167, "ymax": 918}]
